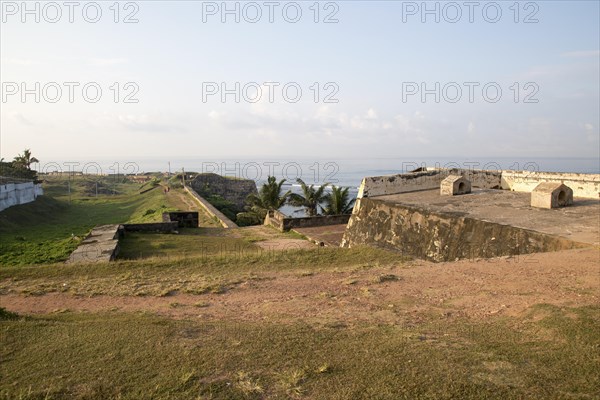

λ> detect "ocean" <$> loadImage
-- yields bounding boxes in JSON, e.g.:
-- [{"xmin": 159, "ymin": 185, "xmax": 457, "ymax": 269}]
[{"xmin": 38, "ymin": 156, "xmax": 600, "ymax": 217}]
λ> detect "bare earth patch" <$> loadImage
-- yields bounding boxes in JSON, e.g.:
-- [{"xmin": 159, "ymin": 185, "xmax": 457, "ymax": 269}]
[{"xmin": 3, "ymin": 248, "xmax": 598, "ymax": 325}]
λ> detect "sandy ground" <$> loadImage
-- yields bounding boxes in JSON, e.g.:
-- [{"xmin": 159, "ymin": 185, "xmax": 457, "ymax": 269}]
[{"xmin": 2, "ymin": 248, "xmax": 598, "ymax": 326}]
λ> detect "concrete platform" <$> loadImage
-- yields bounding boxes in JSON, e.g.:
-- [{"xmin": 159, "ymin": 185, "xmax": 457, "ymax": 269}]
[
  {"xmin": 375, "ymin": 189, "xmax": 599, "ymax": 245},
  {"xmin": 67, "ymin": 225, "xmax": 120, "ymax": 263}
]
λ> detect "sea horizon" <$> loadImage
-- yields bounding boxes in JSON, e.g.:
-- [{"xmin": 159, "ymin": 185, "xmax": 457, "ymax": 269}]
[{"xmin": 32, "ymin": 156, "xmax": 600, "ymax": 189}]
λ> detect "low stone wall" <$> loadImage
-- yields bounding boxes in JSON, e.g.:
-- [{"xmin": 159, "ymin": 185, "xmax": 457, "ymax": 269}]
[
  {"xmin": 162, "ymin": 211, "xmax": 199, "ymax": 227},
  {"xmin": 265, "ymin": 210, "xmax": 351, "ymax": 232},
  {"xmin": 120, "ymin": 222, "xmax": 179, "ymax": 233},
  {"xmin": 184, "ymin": 185, "xmax": 238, "ymax": 228},
  {"xmin": 501, "ymin": 170, "xmax": 599, "ymax": 198},
  {"xmin": 358, "ymin": 168, "xmax": 502, "ymax": 198},
  {"xmin": 358, "ymin": 167, "xmax": 599, "ymax": 199},
  {"xmin": 0, "ymin": 182, "xmax": 44, "ymax": 212},
  {"xmin": 341, "ymin": 198, "xmax": 584, "ymax": 262},
  {"xmin": 67, "ymin": 222, "xmax": 181, "ymax": 263}
]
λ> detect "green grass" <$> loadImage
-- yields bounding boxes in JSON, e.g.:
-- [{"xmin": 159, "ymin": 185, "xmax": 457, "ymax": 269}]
[
  {"xmin": 0, "ymin": 304, "xmax": 598, "ymax": 399},
  {"xmin": 1, "ymin": 177, "xmax": 598, "ymax": 399},
  {"xmin": 0, "ymin": 178, "xmax": 180, "ymax": 266},
  {"xmin": 117, "ymin": 228, "xmax": 257, "ymax": 260},
  {"xmin": 0, "ymin": 246, "xmax": 402, "ymax": 297}
]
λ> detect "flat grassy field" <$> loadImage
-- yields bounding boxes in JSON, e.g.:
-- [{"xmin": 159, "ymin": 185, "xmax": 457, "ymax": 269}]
[{"xmin": 1, "ymin": 301, "xmax": 598, "ymax": 399}]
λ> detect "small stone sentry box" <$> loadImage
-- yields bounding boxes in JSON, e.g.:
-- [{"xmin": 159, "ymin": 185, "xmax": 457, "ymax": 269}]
[
  {"xmin": 440, "ymin": 175, "xmax": 472, "ymax": 196},
  {"xmin": 531, "ymin": 182, "xmax": 573, "ymax": 209}
]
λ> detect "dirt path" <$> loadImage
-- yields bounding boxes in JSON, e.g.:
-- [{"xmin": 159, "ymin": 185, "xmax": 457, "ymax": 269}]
[{"xmin": 3, "ymin": 248, "xmax": 598, "ymax": 325}]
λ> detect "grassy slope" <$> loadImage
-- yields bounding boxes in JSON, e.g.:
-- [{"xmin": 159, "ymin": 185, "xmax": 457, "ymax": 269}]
[
  {"xmin": 0, "ymin": 304, "xmax": 598, "ymax": 399},
  {"xmin": 0, "ymin": 178, "xmax": 180, "ymax": 266},
  {"xmin": 0, "ymin": 247, "xmax": 400, "ymax": 297}
]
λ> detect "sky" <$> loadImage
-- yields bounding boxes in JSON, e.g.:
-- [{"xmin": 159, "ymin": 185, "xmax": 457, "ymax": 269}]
[{"xmin": 1, "ymin": 0, "xmax": 599, "ymax": 169}]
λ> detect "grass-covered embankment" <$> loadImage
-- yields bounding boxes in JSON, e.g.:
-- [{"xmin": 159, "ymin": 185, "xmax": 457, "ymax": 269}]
[
  {"xmin": 1, "ymin": 304, "xmax": 598, "ymax": 399},
  {"xmin": 0, "ymin": 246, "xmax": 401, "ymax": 297},
  {"xmin": 0, "ymin": 177, "xmax": 179, "ymax": 266}
]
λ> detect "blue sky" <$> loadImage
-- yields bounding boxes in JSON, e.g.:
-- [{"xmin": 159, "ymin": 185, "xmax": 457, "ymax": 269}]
[{"xmin": 1, "ymin": 1, "xmax": 598, "ymax": 163}]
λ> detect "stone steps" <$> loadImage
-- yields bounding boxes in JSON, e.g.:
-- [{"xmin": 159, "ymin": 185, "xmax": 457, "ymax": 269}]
[{"xmin": 66, "ymin": 224, "xmax": 120, "ymax": 263}]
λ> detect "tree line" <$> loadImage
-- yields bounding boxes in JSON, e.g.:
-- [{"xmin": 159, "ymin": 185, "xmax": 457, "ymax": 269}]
[
  {"xmin": 0, "ymin": 149, "xmax": 39, "ymax": 181},
  {"xmin": 237, "ymin": 177, "xmax": 355, "ymax": 225}
]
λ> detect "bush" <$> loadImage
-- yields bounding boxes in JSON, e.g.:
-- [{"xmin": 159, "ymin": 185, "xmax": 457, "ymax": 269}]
[
  {"xmin": 206, "ymin": 195, "xmax": 239, "ymax": 222},
  {"xmin": 236, "ymin": 212, "xmax": 262, "ymax": 227}
]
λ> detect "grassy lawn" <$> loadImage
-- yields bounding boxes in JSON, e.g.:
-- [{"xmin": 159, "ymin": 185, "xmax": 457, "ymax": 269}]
[
  {"xmin": 1, "ymin": 304, "xmax": 598, "ymax": 399},
  {"xmin": 0, "ymin": 178, "xmax": 198, "ymax": 266},
  {"xmin": 0, "ymin": 246, "xmax": 401, "ymax": 297},
  {"xmin": 117, "ymin": 229, "xmax": 256, "ymax": 260}
]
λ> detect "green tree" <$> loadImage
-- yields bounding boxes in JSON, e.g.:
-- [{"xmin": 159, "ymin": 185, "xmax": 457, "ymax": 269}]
[
  {"xmin": 323, "ymin": 185, "xmax": 355, "ymax": 215},
  {"xmin": 237, "ymin": 176, "xmax": 291, "ymax": 225},
  {"xmin": 1, "ymin": 150, "xmax": 38, "ymax": 181},
  {"xmin": 287, "ymin": 178, "xmax": 329, "ymax": 217},
  {"xmin": 13, "ymin": 149, "xmax": 39, "ymax": 170},
  {"xmin": 248, "ymin": 176, "xmax": 290, "ymax": 216}
]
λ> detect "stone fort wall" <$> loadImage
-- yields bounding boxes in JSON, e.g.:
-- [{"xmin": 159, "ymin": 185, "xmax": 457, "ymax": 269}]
[
  {"xmin": 0, "ymin": 182, "xmax": 44, "ymax": 212},
  {"xmin": 358, "ymin": 168, "xmax": 599, "ymax": 199}
]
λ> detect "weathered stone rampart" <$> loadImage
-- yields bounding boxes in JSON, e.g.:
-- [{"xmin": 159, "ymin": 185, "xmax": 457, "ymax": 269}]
[
  {"xmin": 341, "ymin": 197, "xmax": 585, "ymax": 262},
  {"xmin": 358, "ymin": 168, "xmax": 599, "ymax": 199},
  {"xmin": 500, "ymin": 170, "xmax": 599, "ymax": 198},
  {"xmin": 345, "ymin": 166, "xmax": 598, "ymax": 261},
  {"xmin": 189, "ymin": 173, "xmax": 258, "ymax": 210}
]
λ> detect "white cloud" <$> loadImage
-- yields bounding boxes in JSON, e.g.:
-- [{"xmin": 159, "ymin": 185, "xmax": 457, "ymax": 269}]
[
  {"xmin": 208, "ymin": 110, "xmax": 224, "ymax": 120},
  {"xmin": 560, "ymin": 50, "xmax": 600, "ymax": 58},
  {"xmin": 467, "ymin": 121, "xmax": 475, "ymax": 134},
  {"xmin": 2, "ymin": 58, "xmax": 35, "ymax": 66},
  {"xmin": 88, "ymin": 58, "xmax": 128, "ymax": 67},
  {"xmin": 207, "ymin": 105, "xmax": 391, "ymax": 140},
  {"xmin": 117, "ymin": 114, "xmax": 185, "ymax": 133},
  {"xmin": 11, "ymin": 112, "xmax": 34, "ymax": 126},
  {"xmin": 583, "ymin": 123, "xmax": 597, "ymax": 143}
]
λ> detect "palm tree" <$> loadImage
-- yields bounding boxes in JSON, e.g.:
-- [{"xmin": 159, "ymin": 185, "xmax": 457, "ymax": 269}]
[
  {"xmin": 323, "ymin": 185, "xmax": 355, "ymax": 215},
  {"xmin": 245, "ymin": 176, "xmax": 291, "ymax": 218},
  {"xmin": 13, "ymin": 149, "xmax": 39, "ymax": 170},
  {"xmin": 288, "ymin": 178, "xmax": 329, "ymax": 217},
  {"xmin": 237, "ymin": 176, "xmax": 291, "ymax": 225}
]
